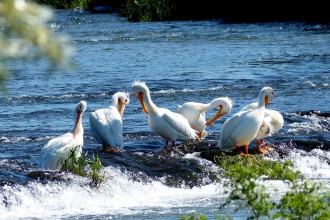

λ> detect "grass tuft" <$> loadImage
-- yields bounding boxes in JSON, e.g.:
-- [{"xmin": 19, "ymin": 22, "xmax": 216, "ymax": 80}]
[{"xmin": 62, "ymin": 148, "xmax": 105, "ymax": 186}]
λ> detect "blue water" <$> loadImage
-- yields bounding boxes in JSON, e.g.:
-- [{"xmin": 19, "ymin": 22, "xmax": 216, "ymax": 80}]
[{"xmin": 0, "ymin": 9, "xmax": 329, "ymax": 219}]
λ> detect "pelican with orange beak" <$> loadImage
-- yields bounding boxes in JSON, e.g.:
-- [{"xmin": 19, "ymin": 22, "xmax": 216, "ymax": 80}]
[
  {"xmin": 217, "ymin": 87, "xmax": 275, "ymax": 156},
  {"xmin": 89, "ymin": 92, "xmax": 130, "ymax": 152},
  {"xmin": 176, "ymin": 97, "xmax": 233, "ymax": 140},
  {"xmin": 38, "ymin": 100, "xmax": 87, "ymax": 170},
  {"xmin": 132, "ymin": 81, "xmax": 197, "ymax": 147}
]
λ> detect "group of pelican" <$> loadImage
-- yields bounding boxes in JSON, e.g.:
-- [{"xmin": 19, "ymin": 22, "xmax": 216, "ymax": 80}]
[
  {"xmin": 38, "ymin": 80, "xmax": 283, "ymax": 170},
  {"xmin": 38, "ymin": 92, "xmax": 130, "ymax": 170}
]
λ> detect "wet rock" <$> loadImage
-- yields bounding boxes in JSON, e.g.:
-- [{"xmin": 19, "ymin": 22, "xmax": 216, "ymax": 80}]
[
  {"xmin": 0, "ymin": 180, "xmax": 15, "ymax": 187},
  {"xmin": 297, "ymin": 110, "xmax": 330, "ymax": 118},
  {"xmin": 27, "ymin": 170, "xmax": 73, "ymax": 184}
]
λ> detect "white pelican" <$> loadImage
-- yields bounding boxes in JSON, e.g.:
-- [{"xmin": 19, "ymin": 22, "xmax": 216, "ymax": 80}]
[
  {"xmin": 217, "ymin": 87, "xmax": 275, "ymax": 156},
  {"xmin": 241, "ymin": 102, "xmax": 284, "ymax": 153},
  {"xmin": 89, "ymin": 92, "xmax": 130, "ymax": 152},
  {"xmin": 131, "ymin": 81, "xmax": 198, "ymax": 147},
  {"xmin": 38, "ymin": 100, "xmax": 87, "ymax": 170},
  {"xmin": 176, "ymin": 97, "xmax": 233, "ymax": 140}
]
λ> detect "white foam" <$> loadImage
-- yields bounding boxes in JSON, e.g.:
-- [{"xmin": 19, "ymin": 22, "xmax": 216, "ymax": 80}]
[
  {"xmin": 1, "ymin": 167, "xmax": 224, "ymax": 219},
  {"xmin": 287, "ymin": 148, "xmax": 330, "ymax": 179}
]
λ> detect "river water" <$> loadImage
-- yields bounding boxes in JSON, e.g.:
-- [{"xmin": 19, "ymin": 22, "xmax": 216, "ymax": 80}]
[{"xmin": 0, "ymin": 9, "xmax": 329, "ymax": 219}]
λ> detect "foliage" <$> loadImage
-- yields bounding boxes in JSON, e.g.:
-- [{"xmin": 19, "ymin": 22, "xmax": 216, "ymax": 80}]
[
  {"xmin": 123, "ymin": 0, "xmax": 176, "ymax": 22},
  {"xmin": 88, "ymin": 153, "xmax": 104, "ymax": 187},
  {"xmin": 33, "ymin": 0, "xmax": 95, "ymax": 9},
  {"xmin": 217, "ymin": 154, "xmax": 330, "ymax": 219},
  {"xmin": 62, "ymin": 148, "xmax": 105, "ymax": 186},
  {"xmin": 61, "ymin": 148, "xmax": 88, "ymax": 176},
  {"xmin": 180, "ymin": 213, "xmax": 207, "ymax": 220},
  {"xmin": 0, "ymin": 0, "xmax": 74, "ymax": 91},
  {"xmin": 214, "ymin": 153, "xmax": 300, "ymax": 180},
  {"xmin": 275, "ymin": 180, "xmax": 330, "ymax": 219}
]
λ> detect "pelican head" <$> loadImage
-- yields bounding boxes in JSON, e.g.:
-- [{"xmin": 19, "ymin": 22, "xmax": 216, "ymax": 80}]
[
  {"xmin": 258, "ymin": 87, "xmax": 275, "ymax": 107},
  {"xmin": 76, "ymin": 100, "xmax": 87, "ymax": 113},
  {"xmin": 73, "ymin": 100, "xmax": 87, "ymax": 137},
  {"xmin": 206, "ymin": 97, "xmax": 233, "ymax": 126},
  {"xmin": 112, "ymin": 92, "xmax": 130, "ymax": 116},
  {"xmin": 131, "ymin": 80, "xmax": 150, "ymax": 114}
]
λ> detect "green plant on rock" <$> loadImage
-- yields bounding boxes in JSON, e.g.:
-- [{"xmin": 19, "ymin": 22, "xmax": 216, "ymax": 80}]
[
  {"xmin": 62, "ymin": 148, "xmax": 105, "ymax": 186},
  {"xmin": 88, "ymin": 153, "xmax": 105, "ymax": 187},
  {"xmin": 62, "ymin": 148, "xmax": 88, "ymax": 176},
  {"xmin": 214, "ymin": 153, "xmax": 298, "ymax": 180}
]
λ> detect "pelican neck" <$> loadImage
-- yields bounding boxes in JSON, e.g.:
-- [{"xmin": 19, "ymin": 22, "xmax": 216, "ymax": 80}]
[{"xmin": 144, "ymin": 89, "xmax": 158, "ymax": 114}]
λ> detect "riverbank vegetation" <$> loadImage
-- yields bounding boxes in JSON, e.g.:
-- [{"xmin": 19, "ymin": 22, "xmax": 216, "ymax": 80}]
[
  {"xmin": 182, "ymin": 154, "xmax": 330, "ymax": 219},
  {"xmin": 32, "ymin": 0, "xmax": 329, "ymax": 22}
]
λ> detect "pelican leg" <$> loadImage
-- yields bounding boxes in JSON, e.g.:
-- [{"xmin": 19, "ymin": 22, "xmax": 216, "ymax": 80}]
[
  {"xmin": 102, "ymin": 144, "xmax": 120, "ymax": 152},
  {"xmin": 171, "ymin": 141, "xmax": 175, "ymax": 147},
  {"xmin": 198, "ymin": 132, "xmax": 202, "ymax": 141},
  {"xmin": 238, "ymin": 145, "xmax": 249, "ymax": 157},
  {"xmin": 165, "ymin": 140, "xmax": 169, "ymax": 147},
  {"xmin": 256, "ymin": 139, "xmax": 269, "ymax": 154},
  {"xmin": 235, "ymin": 145, "xmax": 243, "ymax": 155},
  {"xmin": 243, "ymin": 145, "xmax": 249, "ymax": 157}
]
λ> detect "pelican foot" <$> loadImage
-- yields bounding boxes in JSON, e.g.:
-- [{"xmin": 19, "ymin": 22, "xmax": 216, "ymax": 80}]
[
  {"xmin": 256, "ymin": 145, "xmax": 269, "ymax": 154},
  {"xmin": 240, "ymin": 152, "xmax": 249, "ymax": 157},
  {"xmin": 102, "ymin": 145, "xmax": 120, "ymax": 152}
]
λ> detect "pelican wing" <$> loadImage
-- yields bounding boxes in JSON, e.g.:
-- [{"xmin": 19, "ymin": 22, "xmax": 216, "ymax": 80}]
[
  {"xmin": 38, "ymin": 132, "xmax": 74, "ymax": 170},
  {"xmin": 219, "ymin": 113, "xmax": 243, "ymax": 149},
  {"xmin": 162, "ymin": 109, "xmax": 197, "ymax": 140},
  {"xmin": 219, "ymin": 108, "xmax": 262, "ymax": 151},
  {"xmin": 176, "ymin": 102, "xmax": 206, "ymax": 132},
  {"xmin": 89, "ymin": 107, "xmax": 123, "ymax": 148}
]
